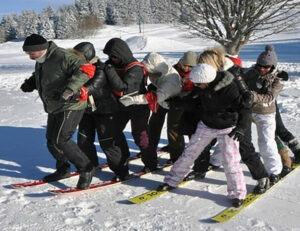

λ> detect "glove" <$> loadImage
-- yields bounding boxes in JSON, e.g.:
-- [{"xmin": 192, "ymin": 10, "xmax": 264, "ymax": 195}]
[
  {"xmin": 80, "ymin": 64, "xmax": 96, "ymax": 79},
  {"xmin": 96, "ymin": 60, "xmax": 106, "ymax": 70},
  {"xmin": 277, "ymin": 71, "xmax": 289, "ymax": 81},
  {"xmin": 145, "ymin": 92, "xmax": 158, "ymax": 113},
  {"xmin": 182, "ymin": 78, "xmax": 193, "ymax": 92},
  {"xmin": 77, "ymin": 86, "xmax": 89, "ymax": 102},
  {"xmin": 119, "ymin": 94, "xmax": 148, "ymax": 107},
  {"xmin": 228, "ymin": 127, "xmax": 245, "ymax": 142},
  {"xmin": 20, "ymin": 79, "xmax": 35, "ymax": 92},
  {"xmin": 61, "ymin": 88, "xmax": 74, "ymax": 102}
]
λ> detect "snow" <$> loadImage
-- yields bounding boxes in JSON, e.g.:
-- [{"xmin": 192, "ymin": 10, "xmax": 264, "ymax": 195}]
[{"xmin": 1, "ymin": 24, "xmax": 300, "ymax": 230}]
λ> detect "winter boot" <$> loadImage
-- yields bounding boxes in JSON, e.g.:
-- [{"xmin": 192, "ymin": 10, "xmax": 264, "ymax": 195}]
[
  {"xmin": 288, "ymin": 138, "xmax": 300, "ymax": 163},
  {"xmin": 156, "ymin": 183, "xmax": 175, "ymax": 191},
  {"xmin": 280, "ymin": 166, "xmax": 292, "ymax": 178},
  {"xmin": 76, "ymin": 165, "xmax": 95, "ymax": 189},
  {"xmin": 269, "ymin": 174, "xmax": 280, "ymax": 186},
  {"xmin": 141, "ymin": 165, "xmax": 158, "ymax": 173},
  {"xmin": 231, "ymin": 198, "xmax": 244, "ymax": 208},
  {"xmin": 184, "ymin": 171, "xmax": 206, "ymax": 181},
  {"xmin": 278, "ymin": 145, "xmax": 292, "ymax": 168},
  {"xmin": 253, "ymin": 177, "xmax": 270, "ymax": 194},
  {"xmin": 43, "ymin": 164, "xmax": 71, "ymax": 182}
]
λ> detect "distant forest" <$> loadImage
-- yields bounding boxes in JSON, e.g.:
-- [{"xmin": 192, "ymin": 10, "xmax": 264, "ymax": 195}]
[{"xmin": 0, "ymin": 0, "xmax": 184, "ymax": 42}]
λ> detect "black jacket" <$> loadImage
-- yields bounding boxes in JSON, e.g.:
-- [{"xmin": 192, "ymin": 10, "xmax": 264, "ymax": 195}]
[
  {"xmin": 103, "ymin": 38, "xmax": 147, "ymax": 96},
  {"xmin": 84, "ymin": 60, "xmax": 119, "ymax": 114},
  {"xmin": 179, "ymin": 71, "xmax": 250, "ymax": 133}
]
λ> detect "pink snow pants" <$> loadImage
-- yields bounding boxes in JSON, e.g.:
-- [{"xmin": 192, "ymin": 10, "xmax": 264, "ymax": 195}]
[{"xmin": 164, "ymin": 122, "xmax": 247, "ymax": 199}]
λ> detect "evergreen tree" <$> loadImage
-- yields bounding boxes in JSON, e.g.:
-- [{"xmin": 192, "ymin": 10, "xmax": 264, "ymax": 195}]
[
  {"xmin": 18, "ymin": 10, "xmax": 38, "ymax": 38},
  {"xmin": 55, "ymin": 6, "xmax": 79, "ymax": 39},
  {"xmin": 0, "ymin": 14, "xmax": 18, "ymax": 40},
  {"xmin": 38, "ymin": 6, "xmax": 56, "ymax": 39}
]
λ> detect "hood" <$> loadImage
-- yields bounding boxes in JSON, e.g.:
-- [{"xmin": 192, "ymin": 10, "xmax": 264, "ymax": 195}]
[
  {"xmin": 142, "ymin": 52, "xmax": 174, "ymax": 77},
  {"xmin": 103, "ymin": 38, "xmax": 134, "ymax": 66}
]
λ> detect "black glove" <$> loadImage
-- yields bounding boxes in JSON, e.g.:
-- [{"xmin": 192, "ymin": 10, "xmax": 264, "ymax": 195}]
[
  {"xmin": 228, "ymin": 127, "xmax": 245, "ymax": 142},
  {"xmin": 60, "ymin": 88, "xmax": 74, "ymax": 102},
  {"xmin": 20, "ymin": 79, "xmax": 35, "ymax": 92},
  {"xmin": 277, "ymin": 71, "xmax": 289, "ymax": 81},
  {"xmin": 96, "ymin": 60, "xmax": 106, "ymax": 70}
]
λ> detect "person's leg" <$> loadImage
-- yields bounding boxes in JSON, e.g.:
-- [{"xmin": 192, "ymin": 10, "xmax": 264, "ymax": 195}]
[
  {"xmin": 96, "ymin": 114, "xmax": 129, "ymax": 178},
  {"xmin": 78, "ymin": 113, "xmax": 98, "ymax": 167},
  {"xmin": 164, "ymin": 123, "xmax": 215, "ymax": 187},
  {"xmin": 44, "ymin": 113, "xmax": 71, "ymax": 182},
  {"xmin": 192, "ymin": 138, "xmax": 217, "ymax": 172},
  {"xmin": 239, "ymin": 119, "xmax": 269, "ymax": 180},
  {"xmin": 167, "ymin": 107, "xmax": 185, "ymax": 162},
  {"xmin": 113, "ymin": 110, "xmax": 131, "ymax": 161},
  {"xmin": 219, "ymin": 131, "xmax": 246, "ymax": 200},
  {"xmin": 130, "ymin": 105, "xmax": 161, "ymax": 171},
  {"xmin": 253, "ymin": 113, "xmax": 283, "ymax": 180},
  {"xmin": 54, "ymin": 110, "xmax": 94, "ymax": 189},
  {"xmin": 275, "ymin": 102, "xmax": 300, "ymax": 161}
]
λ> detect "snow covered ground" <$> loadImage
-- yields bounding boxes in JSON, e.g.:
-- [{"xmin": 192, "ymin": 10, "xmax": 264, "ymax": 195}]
[{"xmin": 0, "ymin": 24, "xmax": 300, "ymax": 231}]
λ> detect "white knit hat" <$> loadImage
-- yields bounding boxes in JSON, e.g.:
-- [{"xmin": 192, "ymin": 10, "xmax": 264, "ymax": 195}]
[{"xmin": 190, "ymin": 63, "xmax": 217, "ymax": 83}]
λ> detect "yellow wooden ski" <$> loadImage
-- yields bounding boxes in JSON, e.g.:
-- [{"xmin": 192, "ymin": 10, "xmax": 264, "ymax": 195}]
[
  {"xmin": 128, "ymin": 180, "xmax": 188, "ymax": 204},
  {"xmin": 211, "ymin": 163, "xmax": 300, "ymax": 222}
]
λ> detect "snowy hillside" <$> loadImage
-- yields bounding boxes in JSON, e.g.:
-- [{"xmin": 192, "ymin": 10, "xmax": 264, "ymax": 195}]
[{"xmin": 0, "ymin": 24, "xmax": 300, "ymax": 231}]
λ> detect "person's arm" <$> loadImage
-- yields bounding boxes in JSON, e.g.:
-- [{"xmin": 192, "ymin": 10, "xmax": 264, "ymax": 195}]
[
  {"xmin": 62, "ymin": 53, "xmax": 90, "ymax": 94},
  {"xmin": 252, "ymin": 78, "xmax": 283, "ymax": 104},
  {"xmin": 20, "ymin": 73, "xmax": 36, "ymax": 92}
]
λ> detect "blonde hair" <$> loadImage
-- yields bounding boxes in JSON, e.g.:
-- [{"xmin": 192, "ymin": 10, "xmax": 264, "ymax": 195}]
[{"xmin": 197, "ymin": 46, "xmax": 225, "ymax": 71}]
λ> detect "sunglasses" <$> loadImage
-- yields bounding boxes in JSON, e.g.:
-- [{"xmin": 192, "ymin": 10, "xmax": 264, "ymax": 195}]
[{"xmin": 257, "ymin": 64, "xmax": 271, "ymax": 69}]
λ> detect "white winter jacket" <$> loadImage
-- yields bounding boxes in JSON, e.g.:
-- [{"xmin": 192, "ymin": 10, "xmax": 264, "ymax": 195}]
[{"xmin": 142, "ymin": 52, "xmax": 182, "ymax": 109}]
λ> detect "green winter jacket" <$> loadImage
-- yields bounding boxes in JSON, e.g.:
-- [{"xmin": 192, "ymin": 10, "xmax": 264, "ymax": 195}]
[{"xmin": 31, "ymin": 41, "xmax": 89, "ymax": 114}]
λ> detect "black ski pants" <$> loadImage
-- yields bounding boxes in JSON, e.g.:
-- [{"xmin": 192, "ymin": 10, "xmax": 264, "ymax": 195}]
[
  {"xmin": 77, "ymin": 113, "xmax": 128, "ymax": 177},
  {"xmin": 46, "ymin": 110, "xmax": 92, "ymax": 172},
  {"xmin": 113, "ymin": 105, "xmax": 156, "ymax": 170}
]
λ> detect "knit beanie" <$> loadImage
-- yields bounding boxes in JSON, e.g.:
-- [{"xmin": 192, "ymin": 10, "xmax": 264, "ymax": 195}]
[
  {"xmin": 190, "ymin": 63, "xmax": 217, "ymax": 83},
  {"xmin": 73, "ymin": 42, "xmax": 96, "ymax": 61},
  {"xmin": 257, "ymin": 45, "xmax": 278, "ymax": 67},
  {"xmin": 179, "ymin": 51, "xmax": 197, "ymax": 67},
  {"xmin": 22, "ymin": 34, "xmax": 48, "ymax": 52}
]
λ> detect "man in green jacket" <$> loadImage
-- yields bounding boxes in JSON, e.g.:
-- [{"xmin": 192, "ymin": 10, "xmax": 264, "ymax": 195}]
[{"xmin": 20, "ymin": 34, "xmax": 94, "ymax": 189}]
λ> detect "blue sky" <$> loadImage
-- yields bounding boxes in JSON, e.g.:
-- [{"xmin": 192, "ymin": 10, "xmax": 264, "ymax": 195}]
[{"xmin": 1, "ymin": 0, "xmax": 74, "ymax": 17}]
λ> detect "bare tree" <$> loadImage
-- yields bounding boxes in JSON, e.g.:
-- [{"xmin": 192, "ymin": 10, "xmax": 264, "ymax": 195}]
[{"xmin": 173, "ymin": 0, "xmax": 300, "ymax": 55}]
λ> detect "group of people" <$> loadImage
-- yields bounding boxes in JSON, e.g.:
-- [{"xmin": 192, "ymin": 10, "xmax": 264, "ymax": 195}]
[{"xmin": 20, "ymin": 33, "xmax": 300, "ymax": 207}]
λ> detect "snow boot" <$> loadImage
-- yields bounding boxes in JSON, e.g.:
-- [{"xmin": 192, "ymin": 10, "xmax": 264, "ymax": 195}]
[
  {"xmin": 184, "ymin": 171, "xmax": 206, "ymax": 181},
  {"xmin": 156, "ymin": 183, "xmax": 175, "ymax": 191},
  {"xmin": 253, "ymin": 177, "xmax": 270, "ymax": 194},
  {"xmin": 269, "ymin": 174, "xmax": 280, "ymax": 186},
  {"xmin": 231, "ymin": 198, "xmax": 244, "ymax": 208},
  {"xmin": 280, "ymin": 165, "xmax": 292, "ymax": 178},
  {"xmin": 278, "ymin": 145, "xmax": 292, "ymax": 168},
  {"xmin": 288, "ymin": 138, "xmax": 300, "ymax": 163},
  {"xmin": 141, "ymin": 166, "xmax": 157, "ymax": 173},
  {"xmin": 43, "ymin": 164, "xmax": 71, "ymax": 182},
  {"xmin": 76, "ymin": 165, "xmax": 95, "ymax": 189}
]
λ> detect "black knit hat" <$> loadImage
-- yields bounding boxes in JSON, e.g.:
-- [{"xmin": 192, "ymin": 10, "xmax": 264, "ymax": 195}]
[
  {"xmin": 23, "ymin": 34, "xmax": 48, "ymax": 52},
  {"xmin": 257, "ymin": 45, "xmax": 278, "ymax": 67},
  {"xmin": 73, "ymin": 42, "xmax": 95, "ymax": 61}
]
